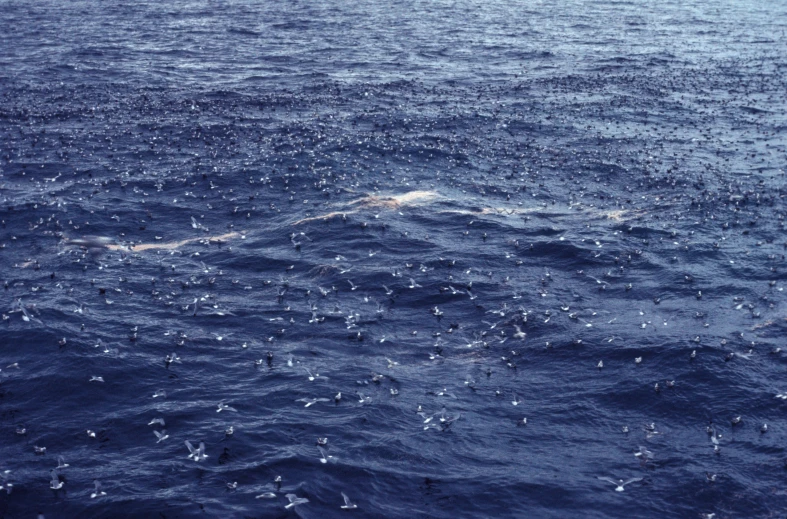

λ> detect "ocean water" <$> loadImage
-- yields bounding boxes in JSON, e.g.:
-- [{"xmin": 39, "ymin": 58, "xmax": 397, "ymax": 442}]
[{"xmin": 1, "ymin": 1, "xmax": 786, "ymax": 517}]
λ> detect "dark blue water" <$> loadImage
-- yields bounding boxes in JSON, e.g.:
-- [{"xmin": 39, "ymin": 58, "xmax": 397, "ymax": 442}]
[{"xmin": 1, "ymin": 1, "xmax": 786, "ymax": 517}]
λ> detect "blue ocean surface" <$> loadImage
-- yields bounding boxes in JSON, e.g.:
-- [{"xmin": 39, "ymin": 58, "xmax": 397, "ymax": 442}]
[{"xmin": 1, "ymin": 0, "xmax": 786, "ymax": 517}]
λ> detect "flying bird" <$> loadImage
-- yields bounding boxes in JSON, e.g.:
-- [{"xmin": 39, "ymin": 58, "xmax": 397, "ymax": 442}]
[
  {"xmin": 285, "ymin": 493, "xmax": 309, "ymax": 509},
  {"xmin": 49, "ymin": 470, "xmax": 64, "ymax": 490},
  {"xmin": 90, "ymin": 480, "xmax": 106, "ymax": 498},
  {"xmin": 597, "ymin": 476, "xmax": 643, "ymax": 492},
  {"xmin": 341, "ymin": 491, "xmax": 358, "ymax": 509},
  {"xmin": 185, "ymin": 440, "xmax": 207, "ymax": 461}
]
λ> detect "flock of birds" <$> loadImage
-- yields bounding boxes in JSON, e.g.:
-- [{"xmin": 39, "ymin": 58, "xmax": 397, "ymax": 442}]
[
  {"xmin": 1, "ymin": 195, "xmax": 783, "ymax": 516},
  {"xmin": 0, "ymin": 8, "xmax": 786, "ymax": 516}
]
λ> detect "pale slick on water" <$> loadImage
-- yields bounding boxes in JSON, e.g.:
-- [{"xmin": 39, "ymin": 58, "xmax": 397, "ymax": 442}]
[{"xmin": 60, "ymin": 190, "xmax": 639, "ymax": 252}]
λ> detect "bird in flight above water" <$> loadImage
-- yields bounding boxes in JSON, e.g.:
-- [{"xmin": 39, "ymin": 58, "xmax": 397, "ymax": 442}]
[
  {"xmin": 341, "ymin": 491, "xmax": 358, "ymax": 509},
  {"xmin": 185, "ymin": 440, "xmax": 208, "ymax": 461},
  {"xmin": 597, "ymin": 476, "xmax": 643, "ymax": 492},
  {"xmin": 285, "ymin": 493, "xmax": 309, "ymax": 509}
]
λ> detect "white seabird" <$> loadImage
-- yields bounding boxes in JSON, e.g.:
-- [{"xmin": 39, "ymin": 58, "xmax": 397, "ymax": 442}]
[
  {"xmin": 341, "ymin": 491, "xmax": 358, "ymax": 509},
  {"xmin": 285, "ymin": 493, "xmax": 309, "ymax": 509},
  {"xmin": 185, "ymin": 440, "xmax": 208, "ymax": 461},
  {"xmin": 597, "ymin": 476, "xmax": 643, "ymax": 492}
]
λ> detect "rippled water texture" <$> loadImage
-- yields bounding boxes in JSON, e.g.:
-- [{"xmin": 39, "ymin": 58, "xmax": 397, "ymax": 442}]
[{"xmin": 1, "ymin": 1, "xmax": 786, "ymax": 517}]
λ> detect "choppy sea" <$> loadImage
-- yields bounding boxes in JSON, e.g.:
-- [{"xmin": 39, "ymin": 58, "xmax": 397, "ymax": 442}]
[{"xmin": 1, "ymin": 1, "xmax": 786, "ymax": 517}]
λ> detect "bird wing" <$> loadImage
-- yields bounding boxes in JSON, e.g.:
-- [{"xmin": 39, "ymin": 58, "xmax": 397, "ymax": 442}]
[
  {"xmin": 315, "ymin": 398, "xmax": 330, "ymax": 402},
  {"xmin": 623, "ymin": 478, "xmax": 643, "ymax": 485},
  {"xmin": 342, "ymin": 492, "xmax": 351, "ymax": 505},
  {"xmin": 198, "ymin": 442, "xmax": 206, "ymax": 456},
  {"xmin": 50, "ymin": 470, "xmax": 59, "ymax": 485},
  {"xmin": 93, "ymin": 480, "xmax": 102, "ymax": 492},
  {"xmin": 154, "ymin": 430, "xmax": 165, "ymax": 439},
  {"xmin": 597, "ymin": 476, "xmax": 617, "ymax": 485},
  {"xmin": 444, "ymin": 413, "xmax": 462, "ymax": 425},
  {"xmin": 185, "ymin": 440, "xmax": 196, "ymax": 454}
]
